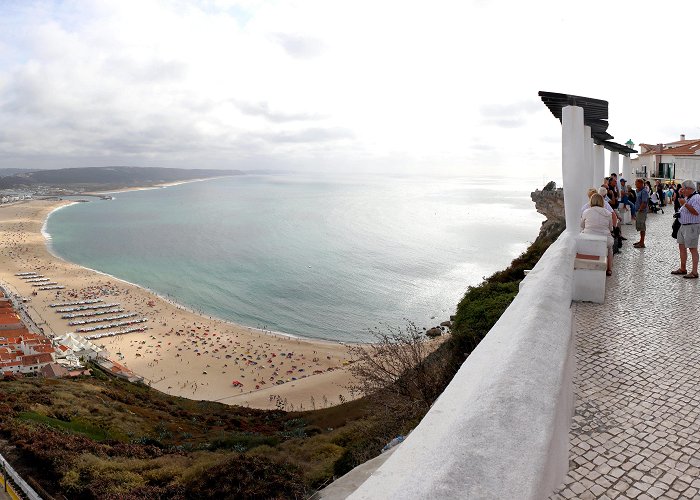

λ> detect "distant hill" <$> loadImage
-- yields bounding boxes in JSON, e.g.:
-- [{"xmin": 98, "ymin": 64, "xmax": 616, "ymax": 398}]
[
  {"xmin": 0, "ymin": 166, "xmax": 242, "ymax": 190},
  {"xmin": 0, "ymin": 168, "xmax": 41, "ymax": 177}
]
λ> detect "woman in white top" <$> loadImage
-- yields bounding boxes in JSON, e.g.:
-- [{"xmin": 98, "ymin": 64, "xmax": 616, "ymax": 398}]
[
  {"xmin": 580, "ymin": 187, "xmax": 619, "ymax": 226},
  {"xmin": 581, "ymin": 193, "xmax": 614, "ymax": 276}
]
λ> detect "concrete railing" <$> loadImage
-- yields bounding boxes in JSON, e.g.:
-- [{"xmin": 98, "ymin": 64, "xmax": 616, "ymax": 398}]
[{"xmin": 349, "ymin": 231, "xmax": 578, "ymax": 499}]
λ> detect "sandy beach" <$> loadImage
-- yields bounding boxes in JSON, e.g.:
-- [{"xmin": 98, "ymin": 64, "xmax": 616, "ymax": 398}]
[{"xmin": 0, "ymin": 198, "xmax": 355, "ymax": 410}]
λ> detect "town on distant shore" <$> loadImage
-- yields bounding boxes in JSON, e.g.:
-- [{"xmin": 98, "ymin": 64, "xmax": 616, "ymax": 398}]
[{"xmin": 0, "ymin": 166, "xmax": 245, "ymax": 202}]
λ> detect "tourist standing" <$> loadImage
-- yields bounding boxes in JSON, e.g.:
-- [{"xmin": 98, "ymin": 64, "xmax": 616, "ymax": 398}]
[
  {"xmin": 672, "ymin": 180, "xmax": 700, "ymax": 279},
  {"xmin": 656, "ymin": 180, "xmax": 665, "ymax": 207},
  {"xmin": 634, "ymin": 178, "xmax": 649, "ymax": 248}
]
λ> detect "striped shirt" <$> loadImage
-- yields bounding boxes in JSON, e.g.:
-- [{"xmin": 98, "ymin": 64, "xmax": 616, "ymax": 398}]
[{"xmin": 680, "ymin": 192, "xmax": 700, "ymax": 224}]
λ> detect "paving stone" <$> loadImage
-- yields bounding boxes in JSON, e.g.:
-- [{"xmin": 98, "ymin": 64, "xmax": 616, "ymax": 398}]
[
  {"xmin": 646, "ymin": 485, "xmax": 666, "ymax": 498},
  {"xmin": 549, "ymin": 211, "xmax": 700, "ymax": 499},
  {"xmin": 628, "ymin": 470, "xmax": 644, "ymax": 481},
  {"xmin": 590, "ymin": 484, "xmax": 607, "ymax": 497},
  {"xmin": 627, "ymin": 486, "xmax": 643, "ymax": 498}
]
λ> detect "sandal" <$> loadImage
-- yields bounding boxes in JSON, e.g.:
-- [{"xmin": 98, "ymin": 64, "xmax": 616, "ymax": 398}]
[
  {"xmin": 683, "ymin": 273, "xmax": 699, "ymax": 279},
  {"xmin": 671, "ymin": 269, "xmax": 688, "ymax": 275},
  {"xmin": 606, "ymin": 270, "xmax": 612, "ymax": 276},
  {"xmin": 633, "ymin": 243, "xmax": 645, "ymax": 248}
]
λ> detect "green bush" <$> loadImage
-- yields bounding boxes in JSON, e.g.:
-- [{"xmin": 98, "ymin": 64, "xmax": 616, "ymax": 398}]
[
  {"xmin": 17, "ymin": 411, "xmax": 110, "ymax": 442},
  {"xmin": 451, "ymin": 281, "xmax": 520, "ymax": 351}
]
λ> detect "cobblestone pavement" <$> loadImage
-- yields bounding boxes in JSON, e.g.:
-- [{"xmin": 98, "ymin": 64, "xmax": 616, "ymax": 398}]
[{"xmin": 551, "ymin": 207, "xmax": 700, "ymax": 500}]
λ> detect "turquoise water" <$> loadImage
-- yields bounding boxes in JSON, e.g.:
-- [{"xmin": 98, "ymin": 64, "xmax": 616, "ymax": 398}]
[{"xmin": 45, "ymin": 173, "xmax": 544, "ymax": 342}]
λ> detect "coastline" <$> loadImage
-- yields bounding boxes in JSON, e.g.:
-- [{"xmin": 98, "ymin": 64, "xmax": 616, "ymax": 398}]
[
  {"xmin": 0, "ymin": 198, "xmax": 354, "ymax": 410},
  {"xmin": 85, "ymin": 175, "xmax": 237, "ymax": 195}
]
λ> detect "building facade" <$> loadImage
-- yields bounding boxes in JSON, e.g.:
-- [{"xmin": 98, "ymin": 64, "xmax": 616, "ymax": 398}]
[{"xmin": 631, "ymin": 134, "xmax": 700, "ymax": 180}]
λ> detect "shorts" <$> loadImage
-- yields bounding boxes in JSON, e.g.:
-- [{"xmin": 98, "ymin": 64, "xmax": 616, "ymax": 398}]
[
  {"xmin": 678, "ymin": 224, "xmax": 700, "ymax": 248},
  {"xmin": 635, "ymin": 211, "xmax": 647, "ymax": 232}
]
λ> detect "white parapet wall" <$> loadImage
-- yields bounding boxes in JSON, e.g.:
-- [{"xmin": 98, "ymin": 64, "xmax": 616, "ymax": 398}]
[{"xmin": 348, "ymin": 231, "xmax": 577, "ymax": 500}]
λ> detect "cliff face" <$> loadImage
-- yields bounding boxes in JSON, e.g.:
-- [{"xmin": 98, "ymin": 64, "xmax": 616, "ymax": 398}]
[{"xmin": 531, "ymin": 183, "xmax": 565, "ymax": 241}]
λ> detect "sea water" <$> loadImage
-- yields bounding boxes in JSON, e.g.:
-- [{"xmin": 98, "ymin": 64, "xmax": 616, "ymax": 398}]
[{"xmin": 45, "ymin": 173, "xmax": 544, "ymax": 342}]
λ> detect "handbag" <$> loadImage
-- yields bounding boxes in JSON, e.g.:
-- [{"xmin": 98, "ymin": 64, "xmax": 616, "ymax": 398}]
[{"xmin": 672, "ymin": 216, "xmax": 681, "ymax": 239}]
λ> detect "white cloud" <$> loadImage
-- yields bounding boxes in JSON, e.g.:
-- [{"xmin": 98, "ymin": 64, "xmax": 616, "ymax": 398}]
[{"xmin": 0, "ymin": 0, "xmax": 699, "ymax": 177}]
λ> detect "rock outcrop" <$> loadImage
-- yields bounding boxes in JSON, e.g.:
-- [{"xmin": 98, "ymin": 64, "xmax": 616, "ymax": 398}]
[
  {"xmin": 425, "ymin": 327, "xmax": 442, "ymax": 338},
  {"xmin": 531, "ymin": 182, "xmax": 565, "ymax": 240}
]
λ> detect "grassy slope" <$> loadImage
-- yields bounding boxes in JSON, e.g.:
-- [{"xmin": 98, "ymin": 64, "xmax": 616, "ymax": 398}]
[{"xmin": 0, "ymin": 366, "xmax": 401, "ymax": 499}]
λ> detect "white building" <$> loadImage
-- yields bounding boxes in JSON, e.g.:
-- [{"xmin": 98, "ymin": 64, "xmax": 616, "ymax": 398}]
[
  {"xmin": 53, "ymin": 332, "xmax": 107, "ymax": 362},
  {"xmin": 631, "ymin": 134, "xmax": 700, "ymax": 180}
]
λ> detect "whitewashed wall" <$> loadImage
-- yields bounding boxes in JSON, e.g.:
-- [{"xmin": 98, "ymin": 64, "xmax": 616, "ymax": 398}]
[{"xmin": 674, "ymin": 157, "xmax": 700, "ymax": 181}]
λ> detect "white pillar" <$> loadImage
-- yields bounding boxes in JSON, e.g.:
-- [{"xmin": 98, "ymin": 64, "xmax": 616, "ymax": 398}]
[
  {"xmin": 609, "ymin": 151, "xmax": 620, "ymax": 177},
  {"xmin": 622, "ymin": 155, "xmax": 632, "ymax": 182},
  {"xmin": 562, "ymin": 106, "xmax": 586, "ymax": 232},
  {"xmin": 593, "ymin": 144, "xmax": 605, "ymax": 187},
  {"xmin": 583, "ymin": 126, "xmax": 593, "ymax": 190}
]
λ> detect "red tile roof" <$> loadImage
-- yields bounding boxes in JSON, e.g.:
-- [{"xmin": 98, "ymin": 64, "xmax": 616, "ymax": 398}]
[
  {"xmin": 637, "ymin": 138, "xmax": 700, "ymax": 156},
  {"xmin": 0, "ymin": 313, "xmax": 22, "ymax": 325},
  {"xmin": 41, "ymin": 363, "xmax": 69, "ymax": 378},
  {"xmin": 0, "ymin": 328, "xmax": 30, "ymax": 338},
  {"xmin": 0, "ymin": 352, "xmax": 20, "ymax": 361},
  {"xmin": 21, "ymin": 353, "xmax": 53, "ymax": 366},
  {"xmin": 31, "ymin": 345, "xmax": 57, "ymax": 354}
]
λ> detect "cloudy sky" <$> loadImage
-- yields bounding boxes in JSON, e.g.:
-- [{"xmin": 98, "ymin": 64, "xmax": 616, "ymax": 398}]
[{"xmin": 1, "ymin": 0, "xmax": 699, "ymax": 178}]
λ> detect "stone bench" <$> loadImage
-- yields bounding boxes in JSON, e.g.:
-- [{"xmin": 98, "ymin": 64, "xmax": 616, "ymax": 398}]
[{"xmin": 573, "ymin": 233, "xmax": 607, "ymax": 303}]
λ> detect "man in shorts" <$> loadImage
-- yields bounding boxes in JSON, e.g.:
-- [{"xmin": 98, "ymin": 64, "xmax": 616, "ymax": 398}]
[
  {"xmin": 672, "ymin": 179, "xmax": 700, "ymax": 278},
  {"xmin": 633, "ymin": 178, "xmax": 648, "ymax": 248}
]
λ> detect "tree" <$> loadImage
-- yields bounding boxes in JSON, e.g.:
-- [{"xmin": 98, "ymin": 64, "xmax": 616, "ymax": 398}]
[{"xmin": 345, "ymin": 322, "xmax": 455, "ymax": 424}]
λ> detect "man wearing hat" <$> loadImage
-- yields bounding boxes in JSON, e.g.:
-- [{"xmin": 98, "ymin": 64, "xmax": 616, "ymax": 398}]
[{"xmin": 619, "ymin": 178, "xmax": 636, "ymax": 217}]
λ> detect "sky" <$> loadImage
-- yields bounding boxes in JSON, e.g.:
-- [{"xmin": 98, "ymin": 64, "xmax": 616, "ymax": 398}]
[{"xmin": 1, "ymin": 0, "xmax": 699, "ymax": 178}]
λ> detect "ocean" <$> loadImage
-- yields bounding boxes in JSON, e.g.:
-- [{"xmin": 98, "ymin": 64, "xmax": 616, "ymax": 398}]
[{"xmin": 45, "ymin": 173, "xmax": 544, "ymax": 342}]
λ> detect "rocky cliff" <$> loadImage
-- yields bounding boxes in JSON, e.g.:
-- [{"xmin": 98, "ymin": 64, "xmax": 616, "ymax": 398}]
[{"xmin": 531, "ymin": 181, "xmax": 565, "ymax": 241}]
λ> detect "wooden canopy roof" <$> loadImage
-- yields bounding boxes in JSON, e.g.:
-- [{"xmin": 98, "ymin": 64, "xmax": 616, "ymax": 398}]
[{"xmin": 538, "ymin": 91, "xmax": 637, "ymax": 155}]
